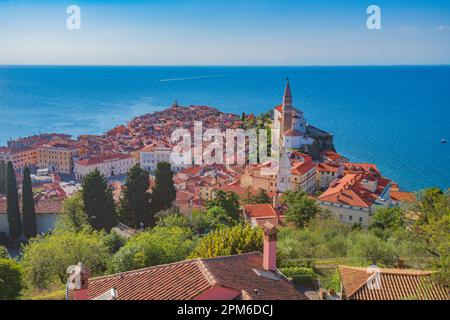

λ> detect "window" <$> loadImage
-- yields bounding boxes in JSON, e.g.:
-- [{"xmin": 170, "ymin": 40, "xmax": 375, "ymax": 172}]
[
  {"xmin": 359, "ymin": 217, "xmax": 363, "ymax": 223},
  {"xmin": 349, "ymin": 215, "xmax": 353, "ymax": 221}
]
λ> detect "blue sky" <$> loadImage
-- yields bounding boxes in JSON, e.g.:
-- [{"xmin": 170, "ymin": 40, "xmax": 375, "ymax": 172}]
[{"xmin": 0, "ymin": 0, "xmax": 450, "ymax": 65}]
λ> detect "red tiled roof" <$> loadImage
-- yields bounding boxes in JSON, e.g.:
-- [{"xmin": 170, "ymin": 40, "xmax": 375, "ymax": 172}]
[
  {"xmin": 316, "ymin": 162, "xmax": 340, "ymax": 173},
  {"xmin": 243, "ymin": 204, "xmax": 279, "ymax": 218},
  {"xmin": 338, "ymin": 265, "xmax": 449, "ymax": 300},
  {"xmin": 180, "ymin": 166, "xmax": 203, "ymax": 176},
  {"xmin": 139, "ymin": 141, "xmax": 172, "ymax": 153},
  {"xmin": 391, "ymin": 191, "xmax": 416, "ymax": 203},
  {"xmin": 322, "ymin": 151, "xmax": 344, "ymax": 161},
  {"xmin": 0, "ymin": 199, "xmax": 62, "ymax": 214},
  {"xmin": 70, "ymin": 253, "xmax": 306, "ymax": 300},
  {"xmin": 291, "ymin": 161, "xmax": 316, "ymax": 176},
  {"xmin": 76, "ymin": 153, "xmax": 133, "ymax": 166},
  {"xmin": 317, "ymin": 173, "xmax": 386, "ymax": 208},
  {"xmin": 343, "ymin": 162, "xmax": 380, "ymax": 175}
]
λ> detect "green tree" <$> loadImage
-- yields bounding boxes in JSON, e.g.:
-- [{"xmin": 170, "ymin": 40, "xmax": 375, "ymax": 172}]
[
  {"xmin": 21, "ymin": 230, "xmax": 110, "ymax": 289},
  {"xmin": 149, "ymin": 162, "xmax": 176, "ymax": 225},
  {"xmin": 118, "ymin": 164, "xmax": 151, "ymax": 229},
  {"xmin": 6, "ymin": 161, "xmax": 22, "ymax": 241},
  {"xmin": 0, "ymin": 161, "xmax": 6, "ymax": 194},
  {"xmin": 54, "ymin": 192, "xmax": 90, "ymax": 234},
  {"xmin": 412, "ymin": 188, "xmax": 450, "ymax": 287},
  {"xmin": 0, "ymin": 258, "xmax": 23, "ymax": 300},
  {"xmin": 346, "ymin": 232, "xmax": 399, "ymax": 266},
  {"xmin": 190, "ymin": 224, "xmax": 263, "ymax": 258},
  {"xmin": 283, "ymin": 190, "xmax": 320, "ymax": 228},
  {"xmin": 157, "ymin": 214, "xmax": 191, "ymax": 229},
  {"xmin": 108, "ymin": 226, "xmax": 195, "ymax": 273},
  {"xmin": 103, "ymin": 231, "xmax": 127, "ymax": 255},
  {"xmin": 208, "ymin": 190, "xmax": 241, "ymax": 221},
  {"xmin": 157, "ymin": 207, "xmax": 237, "ymax": 235},
  {"xmin": 81, "ymin": 169, "xmax": 117, "ymax": 231},
  {"xmin": 249, "ymin": 188, "xmax": 271, "ymax": 204},
  {"xmin": 22, "ymin": 167, "xmax": 37, "ymax": 239},
  {"xmin": 0, "ymin": 245, "xmax": 9, "ymax": 259}
]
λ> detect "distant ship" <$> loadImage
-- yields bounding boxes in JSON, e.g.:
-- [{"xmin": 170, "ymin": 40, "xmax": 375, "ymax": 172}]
[{"xmin": 441, "ymin": 138, "xmax": 447, "ymax": 143}]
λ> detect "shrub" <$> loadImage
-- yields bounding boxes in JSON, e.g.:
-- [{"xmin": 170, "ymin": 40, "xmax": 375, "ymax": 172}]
[
  {"xmin": 190, "ymin": 224, "xmax": 263, "ymax": 258},
  {"xmin": 0, "ymin": 258, "xmax": 23, "ymax": 300},
  {"xmin": 108, "ymin": 226, "xmax": 195, "ymax": 273}
]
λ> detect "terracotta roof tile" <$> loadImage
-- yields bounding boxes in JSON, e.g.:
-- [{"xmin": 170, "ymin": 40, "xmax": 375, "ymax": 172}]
[
  {"xmin": 69, "ymin": 253, "xmax": 306, "ymax": 300},
  {"xmin": 338, "ymin": 265, "xmax": 449, "ymax": 300},
  {"xmin": 243, "ymin": 204, "xmax": 279, "ymax": 218},
  {"xmin": 0, "ymin": 199, "xmax": 62, "ymax": 214},
  {"xmin": 76, "ymin": 153, "xmax": 133, "ymax": 166}
]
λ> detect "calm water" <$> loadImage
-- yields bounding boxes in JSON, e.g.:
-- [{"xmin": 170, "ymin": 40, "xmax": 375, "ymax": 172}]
[{"xmin": 0, "ymin": 66, "xmax": 449, "ymax": 191}]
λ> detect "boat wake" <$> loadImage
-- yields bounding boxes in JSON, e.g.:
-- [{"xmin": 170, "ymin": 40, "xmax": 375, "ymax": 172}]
[{"xmin": 157, "ymin": 75, "xmax": 223, "ymax": 82}]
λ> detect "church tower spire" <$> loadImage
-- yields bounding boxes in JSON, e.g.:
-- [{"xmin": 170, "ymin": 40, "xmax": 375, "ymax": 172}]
[
  {"xmin": 282, "ymin": 78, "xmax": 294, "ymax": 134},
  {"xmin": 283, "ymin": 77, "xmax": 293, "ymax": 107}
]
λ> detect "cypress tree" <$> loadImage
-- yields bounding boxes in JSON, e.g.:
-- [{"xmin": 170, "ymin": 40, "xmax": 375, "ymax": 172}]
[
  {"xmin": 22, "ymin": 167, "xmax": 37, "ymax": 238},
  {"xmin": 81, "ymin": 169, "xmax": 117, "ymax": 231},
  {"xmin": 118, "ymin": 164, "xmax": 151, "ymax": 229},
  {"xmin": 0, "ymin": 161, "xmax": 6, "ymax": 194},
  {"xmin": 6, "ymin": 161, "xmax": 22, "ymax": 241},
  {"xmin": 149, "ymin": 162, "xmax": 176, "ymax": 226}
]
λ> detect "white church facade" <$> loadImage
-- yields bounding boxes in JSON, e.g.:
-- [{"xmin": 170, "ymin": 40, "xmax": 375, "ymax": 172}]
[{"xmin": 273, "ymin": 79, "xmax": 315, "ymax": 149}]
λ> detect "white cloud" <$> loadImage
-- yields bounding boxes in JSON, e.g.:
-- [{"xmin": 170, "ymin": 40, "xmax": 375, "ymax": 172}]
[{"xmin": 437, "ymin": 26, "xmax": 450, "ymax": 31}]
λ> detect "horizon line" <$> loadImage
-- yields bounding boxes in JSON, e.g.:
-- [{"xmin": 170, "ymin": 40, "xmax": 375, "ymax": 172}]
[{"xmin": 1, "ymin": 64, "xmax": 450, "ymax": 68}]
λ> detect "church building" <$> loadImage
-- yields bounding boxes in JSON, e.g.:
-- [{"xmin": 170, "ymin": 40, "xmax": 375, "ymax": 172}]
[{"xmin": 273, "ymin": 79, "xmax": 315, "ymax": 150}]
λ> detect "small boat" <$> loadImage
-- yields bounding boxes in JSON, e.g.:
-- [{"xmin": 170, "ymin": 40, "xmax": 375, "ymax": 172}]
[{"xmin": 441, "ymin": 138, "xmax": 447, "ymax": 144}]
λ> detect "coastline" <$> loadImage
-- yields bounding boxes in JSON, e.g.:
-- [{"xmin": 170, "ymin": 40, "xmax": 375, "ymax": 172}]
[{"xmin": 0, "ymin": 66, "xmax": 449, "ymax": 191}]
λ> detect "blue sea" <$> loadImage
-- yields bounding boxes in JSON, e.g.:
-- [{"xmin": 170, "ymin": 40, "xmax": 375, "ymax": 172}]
[{"xmin": 0, "ymin": 66, "xmax": 449, "ymax": 191}]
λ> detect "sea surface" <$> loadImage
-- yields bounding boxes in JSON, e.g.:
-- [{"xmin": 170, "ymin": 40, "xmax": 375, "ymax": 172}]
[{"xmin": 0, "ymin": 66, "xmax": 449, "ymax": 191}]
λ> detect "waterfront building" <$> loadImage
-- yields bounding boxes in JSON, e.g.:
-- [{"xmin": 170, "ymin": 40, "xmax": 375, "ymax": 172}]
[
  {"xmin": 273, "ymin": 79, "xmax": 315, "ymax": 150},
  {"xmin": 37, "ymin": 143, "xmax": 80, "ymax": 174},
  {"xmin": 322, "ymin": 150, "xmax": 349, "ymax": 164},
  {"xmin": 317, "ymin": 172, "xmax": 392, "ymax": 227}
]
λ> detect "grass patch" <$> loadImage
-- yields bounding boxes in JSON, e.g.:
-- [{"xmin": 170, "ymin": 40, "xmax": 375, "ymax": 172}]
[{"xmin": 21, "ymin": 282, "xmax": 66, "ymax": 300}]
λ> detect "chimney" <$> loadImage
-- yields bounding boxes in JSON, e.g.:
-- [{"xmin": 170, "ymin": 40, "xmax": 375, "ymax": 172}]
[
  {"xmin": 67, "ymin": 262, "xmax": 91, "ymax": 300},
  {"xmin": 262, "ymin": 222, "xmax": 278, "ymax": 272}
]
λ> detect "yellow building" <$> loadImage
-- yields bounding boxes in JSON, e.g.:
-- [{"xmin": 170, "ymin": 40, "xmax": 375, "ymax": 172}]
[
  {"xmin": 0, "ymin": 147, "xmax": 38, "ymax": 169},
  {"xmin": 37, "ymin": 144, "xmax": 80, "ymax": 174},
  {"xmin": 240, "ymin": 162, "xmax": 278, "ymax": 194}
]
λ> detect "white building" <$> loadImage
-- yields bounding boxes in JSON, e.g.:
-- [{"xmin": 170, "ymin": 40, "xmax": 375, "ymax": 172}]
[
  {"xmin": 139, "ymin": 142, "xmax": 186, "ymax": 173},
  {"xmin": 0, "ymin": 199, "xmax": 62, "ymax": 236},
  {"xmin": 74, "ymin": 153, "xmax": 135, "ymax": 180},
  {"xmin": 317, "ymin": 173, "xmax": 392, "ymax": 227},
  {"xmin": 273, "ymin": 79, "xmax": 315, "ymax": 149},
  {"xmin": 276, "ymin": 148, "xmax": 292, "ymax": 193}
]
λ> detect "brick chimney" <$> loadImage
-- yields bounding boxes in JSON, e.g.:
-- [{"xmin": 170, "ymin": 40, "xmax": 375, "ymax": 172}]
[
  {"xmin": 67, "ymin": 262, "xmax": 91, "ymax": 300},
  {"xmin": 262, "ymin": 222, "xmax": 278, "ymax": 272}
]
